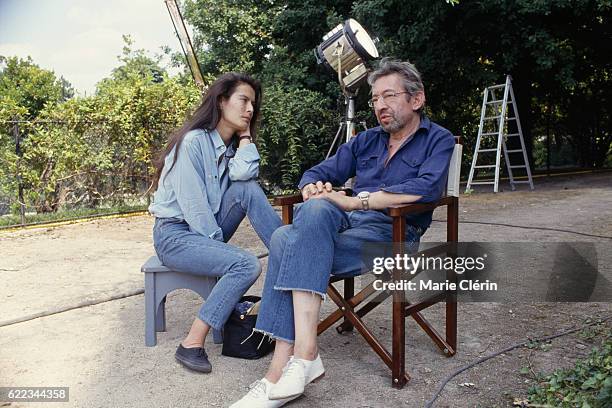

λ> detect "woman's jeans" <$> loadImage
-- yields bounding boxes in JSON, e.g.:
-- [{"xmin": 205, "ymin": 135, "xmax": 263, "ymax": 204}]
[
  {"xmin": 255, "ymin": 198, "xmax": 424, "ymax": 343},
  {"xmin": 153, "ymin": 180, "xmax": 281, "ymax": 331}
]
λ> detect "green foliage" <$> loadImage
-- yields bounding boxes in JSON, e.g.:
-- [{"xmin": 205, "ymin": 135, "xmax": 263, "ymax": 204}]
[
  {"xmin": 0, "ymin": 56, "xmax": 71, "ymax": 215},
  {"xmin": 258, "ymin": 85, "xmax": 335, "ymax": 190},
  {"xmin": 528, "ymin": 333, "xmax": 612, "ymax": 407},
  {"xmin": 0, "ymin": 38, "xmax": 201, "ymax": 216},
  {"xmin": 350, "ymin": 0, "xmax": 611, "ymax": 170},
  {"xmin": 93, "ymin": 39, "xmax": 201, "ymax": 193},
  {"xmin": 2, "ymin": 0, "xmax": 611, "ymax": 221},
  {"xmin": 0, "ymin": 56, "xmax": 65, "ymax": 118},
  {"xmin": 525, "ymin": 339, "xmax": 553, "ymax": 351},
  {"xmin": 183, "ymin": 0, "xmax": 281, "ymax": 77}
]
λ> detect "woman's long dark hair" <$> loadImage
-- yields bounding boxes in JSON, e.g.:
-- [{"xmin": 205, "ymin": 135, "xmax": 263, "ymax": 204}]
[{"xmin": 152, "ymin": 72, "xmax": 262, "ymax": 190}]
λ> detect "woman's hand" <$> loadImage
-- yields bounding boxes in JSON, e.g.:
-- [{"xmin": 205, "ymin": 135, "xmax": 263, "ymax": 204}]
[
  {"xmin": 238, "ymin": 134, "xmax": 252, "ymax": 148},
  {"xmin": 237, "ymin": 114, "xmax": 252, "ymax": 148}
]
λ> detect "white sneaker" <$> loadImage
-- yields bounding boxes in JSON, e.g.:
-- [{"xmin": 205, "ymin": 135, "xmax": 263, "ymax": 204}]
[
  {"xmin": 229, "ymin": 378, "xmax": 296, "ymax": 408},
  {"xmin": 268, "ymin": 355, "xmax": 325, "ymax": 400}
]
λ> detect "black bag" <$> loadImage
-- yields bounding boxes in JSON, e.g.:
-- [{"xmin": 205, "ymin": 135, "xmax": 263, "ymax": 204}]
[{"xmin": 222, "ymin": 295, "xmax": 275, "ymax": 359}]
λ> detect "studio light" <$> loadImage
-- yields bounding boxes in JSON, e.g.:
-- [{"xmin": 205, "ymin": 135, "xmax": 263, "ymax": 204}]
[
  {"xmin": 315, "ymin": 19, "xmax": 379, "ymax": 169},
  {"xmin": 315, "ymin": 19, "xmax": 379, "ymax": 93}
]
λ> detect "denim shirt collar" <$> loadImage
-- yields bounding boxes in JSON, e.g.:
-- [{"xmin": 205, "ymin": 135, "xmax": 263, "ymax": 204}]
[
  {"xmin": 210, "ymin": 128, "xmax": 225, "ymax": 153},
  {"xmin": 209, "ymin": 128, "xmax": 236, "ymax": 160},
  {"xmin": 380, "ymin": 115, "xmax": 431, "ymax": 148}
]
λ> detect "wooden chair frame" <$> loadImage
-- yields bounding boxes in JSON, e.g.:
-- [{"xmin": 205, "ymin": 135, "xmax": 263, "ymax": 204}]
[{"xmin": 272, "ymin": 140, "xmax": 461, "ymax": 388}]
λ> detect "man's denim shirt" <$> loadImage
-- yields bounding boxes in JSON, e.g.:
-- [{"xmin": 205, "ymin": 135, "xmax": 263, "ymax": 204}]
[
  {"xmin": 298, "ymin": 116, "xmax": 455, "ymax": 228},
  {"xmin": 149, "ymin": 128, "xmax": 260, "ymax": 241}
]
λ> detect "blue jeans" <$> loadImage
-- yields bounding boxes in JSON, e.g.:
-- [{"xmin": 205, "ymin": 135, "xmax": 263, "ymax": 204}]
[
  {"xmin": 153, "ymin": 180, "xmax": 282, "ymax": 330},
  {"xmin": 254, "ymin": 198, "xmax": 424, "ymax": 343}
]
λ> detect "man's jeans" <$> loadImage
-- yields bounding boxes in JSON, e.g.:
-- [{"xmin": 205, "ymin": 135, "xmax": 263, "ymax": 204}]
[
  {"xmin": 153, "ymin": 180, "xmax": 282, "ymax": 330},
  {"xmin": 255, "ymin": 198, "xmax": 423, "ymax": 343}
]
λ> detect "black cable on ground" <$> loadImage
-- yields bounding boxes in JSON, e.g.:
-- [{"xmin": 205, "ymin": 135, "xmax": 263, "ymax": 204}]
[
  {"xmin": 432, "ymin": 219, "xmax": 612, "ymax": 240},
  {"xmin": 424, "ymin": 315, "xmax": 612, "ymax": 408}
]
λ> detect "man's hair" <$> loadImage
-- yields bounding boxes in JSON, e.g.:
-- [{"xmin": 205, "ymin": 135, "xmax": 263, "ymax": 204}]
[{"xmin": 367, "ymin": 58, "xmax": 425, "ymax": 113}]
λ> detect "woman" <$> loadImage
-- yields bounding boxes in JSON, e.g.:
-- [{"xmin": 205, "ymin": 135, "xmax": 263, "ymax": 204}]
[{"xmin": 149, "ymin": 73, "xmax": 281, "ymax": 373}]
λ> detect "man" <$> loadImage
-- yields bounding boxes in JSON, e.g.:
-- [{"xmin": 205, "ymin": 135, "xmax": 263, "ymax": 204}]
[{"xmin": 231, "ymin": 59, "xmax": 455, "ymax": 408}]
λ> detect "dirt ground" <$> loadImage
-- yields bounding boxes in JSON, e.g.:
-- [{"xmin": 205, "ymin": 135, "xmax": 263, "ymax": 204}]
[{"xmin": 0, "ymin": 172, "xmax": 611, "ymax": 408}]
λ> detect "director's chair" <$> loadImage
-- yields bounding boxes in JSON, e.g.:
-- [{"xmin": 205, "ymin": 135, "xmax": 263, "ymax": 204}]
[{"xmin": 273, "ymin": 139, "xmax": 462, "ymax": 388}]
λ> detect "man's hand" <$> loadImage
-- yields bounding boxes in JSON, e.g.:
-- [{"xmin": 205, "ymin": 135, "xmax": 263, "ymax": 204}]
[
  {"xmin": 301, "ymin": 181, "xmax": 333, "ymax": 201},
  {"xmin": 319, "ymin": 190, "xmax": 360, "ymax": 211}
]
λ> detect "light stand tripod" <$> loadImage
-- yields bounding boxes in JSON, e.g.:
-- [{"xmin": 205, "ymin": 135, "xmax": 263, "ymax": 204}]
[
  {"xmin": 326, "ymin": 94, "xmax": 367, "ymax": 159},
  {"xmin": 325, "ymin": 93, "xmax": 367, "ymax": 189}
]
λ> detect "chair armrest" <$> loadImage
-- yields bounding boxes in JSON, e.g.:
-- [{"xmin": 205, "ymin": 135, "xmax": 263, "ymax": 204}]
[
  {"xmin": 387, "ymin": 196, "xmax": 454, "ymax": 217},
  {"xmin": 273, "ymin": 194, "xmax": 303, "ymax": 206}
]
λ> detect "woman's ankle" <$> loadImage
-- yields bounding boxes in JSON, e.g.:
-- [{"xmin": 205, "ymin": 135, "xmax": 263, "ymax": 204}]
[
  {"xmin": 181, "ymin": 338, "xmax": 204, "ymax": 348},
  {"xmin": 181, "ymin": 318, "xmax": 209, "ymax": 348}
]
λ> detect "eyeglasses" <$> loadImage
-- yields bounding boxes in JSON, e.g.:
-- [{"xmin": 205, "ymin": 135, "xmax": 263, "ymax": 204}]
[{"xmin": 368, "ymin": 91, "xmax": 410, "ymax": 108}]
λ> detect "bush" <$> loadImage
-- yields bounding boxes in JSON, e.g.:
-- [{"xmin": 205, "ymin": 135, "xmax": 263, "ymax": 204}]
[
  {"xmin": 528, "ymin": 332, "xmax": 612, "ymax": 407},
  {"xmin": 258, "ymin": 84, "xmax": 336, "ymax": 192}
]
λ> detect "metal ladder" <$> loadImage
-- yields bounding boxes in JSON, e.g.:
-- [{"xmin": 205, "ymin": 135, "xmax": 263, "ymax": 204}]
[{"xmin": 466, "ymin": 75, "xmax": 534, "ymax": 193}]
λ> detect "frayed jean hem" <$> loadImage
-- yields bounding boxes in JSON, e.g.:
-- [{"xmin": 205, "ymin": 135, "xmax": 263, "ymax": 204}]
[
  {"xmin": 273, "ymin": 286, "xmax": 327, "ymax": 302},
  {"xmin": 252, "ymin": 328, "xmax": 295, "ymax": 345}
]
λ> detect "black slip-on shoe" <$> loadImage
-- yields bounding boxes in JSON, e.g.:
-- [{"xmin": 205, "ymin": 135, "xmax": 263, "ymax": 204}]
[{"xmin": 175, "ymin": 344, "xmax": 212, "ymax": 373}]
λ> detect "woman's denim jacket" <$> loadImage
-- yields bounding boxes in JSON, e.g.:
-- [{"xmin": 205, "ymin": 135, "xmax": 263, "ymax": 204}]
[{"xmin": 149, "ymin": 128, "xmax": 260, "ymax": 241}]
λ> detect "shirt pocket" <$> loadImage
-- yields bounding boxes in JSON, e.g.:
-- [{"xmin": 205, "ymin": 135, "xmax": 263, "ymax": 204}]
[
  {"xmin": 358, "ymin": 155, "xmax": 379, "ymax": 170},
  {"xmin": 400, "ymin": 155, "xmax": 425, "ymax": 168},
  {"xmin": 399, "ymin": 155, "xmax": 425, "ymax": 178}
]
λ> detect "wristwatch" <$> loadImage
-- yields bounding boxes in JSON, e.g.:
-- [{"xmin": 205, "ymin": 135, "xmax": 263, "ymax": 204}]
[{"xmin": 357, "ymin": 191, "xmax": 370, "ymax": 211}]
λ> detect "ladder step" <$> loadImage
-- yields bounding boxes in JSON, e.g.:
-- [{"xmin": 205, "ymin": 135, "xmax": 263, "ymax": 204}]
[
  {"xmin": 506, "ymin": 133, "xmax": 520, "ymax": 137},
  {"xmin": 485, "ymin": 100, "xmax": 503, "ymax": 105},
  {"xmin": 469, "ymin": 181, "xmax": 495, "ymax": 185},
  {"xmin": 507, "ymin": 117, "xmax": 517, "ymax": 121},
  {"xmin": 474, "ymin": 165, "xmax": 496, "ymax": 168},
  {"xmin": 506, "ymin": 149, "xmax": 523, "ymax": 153},
  {"xmin": 484, "ymin": 115, "xmax": 502, "ymax": 120},
  {"xmin": 488, "ymin": 84, "xmax": 505, "ymax": 90},
  {"xmin": 478, "ymin": 148, "xmax": 497, "ymax": 152},
  {"xmin": 509, "ymin": 165, "xmax": 526, "ymax": 168},
  {"xmin": 481, "ymin": 132, "xmax": 500, "ymax": 136}
]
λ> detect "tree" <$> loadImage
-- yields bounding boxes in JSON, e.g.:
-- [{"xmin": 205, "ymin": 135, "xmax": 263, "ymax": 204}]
[
  {"xmin": 0, "ymin": 56, "xmax": 70, "ymax": 215},
  {"xmin": 183, "ymin": 0, "xmax": 281, "ymax": 77},
  {"xmin": 0, "ymin": 56, "xmax": 66, "ymax": 119},
  {"xmin": 0, "ymin": 41, "xmax": 202, "ymax": 214},
  {"xmin": 182, "ymin": 0, "xmax": 610, "ymax": 173},
  {"xmin": 350, "ymin": 0, "xmax": 611, "ymax": 168}
]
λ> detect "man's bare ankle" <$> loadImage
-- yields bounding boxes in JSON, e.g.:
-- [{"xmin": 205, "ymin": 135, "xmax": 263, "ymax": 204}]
[
  {"xmin": 264, "ymin": 372, "xmax": 281, "ymax": 384},
  {"xmin": 294, "ymin": 346, "xmax": 318, "ymax": 360}
]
